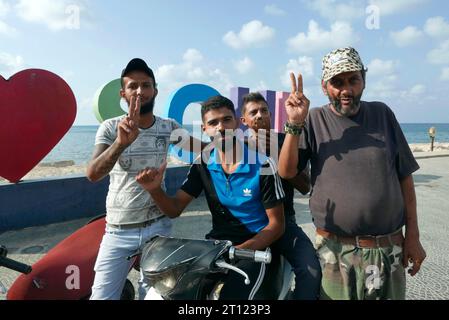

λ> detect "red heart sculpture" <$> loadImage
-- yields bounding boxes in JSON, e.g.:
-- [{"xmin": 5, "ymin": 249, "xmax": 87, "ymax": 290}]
[{"xmin": 0, "ymin": 69, "xmax": 77, "ymax": 183}]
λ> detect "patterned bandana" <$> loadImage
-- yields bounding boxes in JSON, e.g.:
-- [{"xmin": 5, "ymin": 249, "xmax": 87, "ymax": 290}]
[{"xmin": 322, "ymin": 47, "xmax": 365, "ymax": 82}]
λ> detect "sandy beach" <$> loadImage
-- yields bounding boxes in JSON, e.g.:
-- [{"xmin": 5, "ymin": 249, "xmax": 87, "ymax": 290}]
[
  {"xmin": 408, "ymin": 142, "xmax": 449, "ymax": 153},
  {"xmin": 0, "ymin": 156, "xmax": 188, "ymax": 183},
  {"xmin": 1, "ymin": 143, "xmax": 448, "ymax": 183}
]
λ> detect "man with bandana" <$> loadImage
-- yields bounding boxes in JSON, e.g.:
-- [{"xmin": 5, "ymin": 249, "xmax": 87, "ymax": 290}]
[
  {"xmin": 87, "ymin": 58, "xmax": 196, "ymax": 300},
  {"xmin": 278, "ymin": 47, "xmax": 426, "ymax": 300}
]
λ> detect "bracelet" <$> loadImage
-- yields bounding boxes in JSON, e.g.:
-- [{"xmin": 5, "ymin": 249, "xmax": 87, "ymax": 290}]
[{"xmin": 284, "ymin": 122, "xmax": 305, "ymax": 136}]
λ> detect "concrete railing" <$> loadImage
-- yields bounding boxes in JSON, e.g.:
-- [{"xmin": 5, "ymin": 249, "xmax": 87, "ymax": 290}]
[
  {"xmin": 413, "ymin": 151, "xmax": 449, "ymax": 160},
  {"xmin": 0, "ymin": 166, "xmax": 190, "ymax": 232}
]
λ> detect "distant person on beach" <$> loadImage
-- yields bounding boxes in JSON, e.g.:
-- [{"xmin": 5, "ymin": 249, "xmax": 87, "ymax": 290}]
[
  {"xmin": 136, "ymin": 95, "xmax": 285, "ymax": 300},
  {"xmin": 278, "ymin": 47, "xmax": 426, "ymax": 300},
  {"xmin": 86, "ymin": 58, "xmax": 200, "ymax": 300},
  {"xmin": 239, "ymin": 92, "xmax": 321, "ymax": 300}
]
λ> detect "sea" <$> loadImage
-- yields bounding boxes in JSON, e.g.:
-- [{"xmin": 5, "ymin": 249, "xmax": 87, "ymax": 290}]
[{"xmin": 42, "ymin": 123, "xmax": 449, "ymax": 165}]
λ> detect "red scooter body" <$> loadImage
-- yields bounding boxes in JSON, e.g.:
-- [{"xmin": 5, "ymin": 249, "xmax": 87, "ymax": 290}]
[{"xmin": 7, "ymin": 216, "xmax": 136, "ymax": 300}]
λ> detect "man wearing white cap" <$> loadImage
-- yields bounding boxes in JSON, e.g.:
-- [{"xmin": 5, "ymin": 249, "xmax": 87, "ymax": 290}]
[{"xmin": 278, "ymin": 47, "xmax": 426, "ymax": 300}]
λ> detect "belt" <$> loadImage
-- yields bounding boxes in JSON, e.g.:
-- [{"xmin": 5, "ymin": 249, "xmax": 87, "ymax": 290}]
[
  {"xmin": 316, "ymin": 228, "xmax": 404, "ymax": 248},
  {"xmin": 107, "ymin": 215, "xmax": 166, "ymax": 230}
]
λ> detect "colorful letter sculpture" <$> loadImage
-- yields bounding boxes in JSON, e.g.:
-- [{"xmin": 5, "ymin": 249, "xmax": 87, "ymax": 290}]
[
  {"xmin": 93, "ymin": 79, "xmax": 124, "ymax": 123},
  {"xmin": 162, "ymin": 84, "xmax": 220, "ymax": 163},
  {"xmin": 161, "ymin": 84, "xmax": 220, "ymax": 123},
  {"xmin": 0, "ymin": 69, "xmax": 77, "ymax": 183},
  {"xmin": 230, "ymin": 88, "xmax": 288, "ymax": 133}
]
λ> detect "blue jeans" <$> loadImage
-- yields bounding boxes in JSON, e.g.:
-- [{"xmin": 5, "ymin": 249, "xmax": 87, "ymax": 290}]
[
  {"xmin": 274, "ymin": 217, "xmax": 322, "ymax": 300},
  {"xmin": 90, "ymin": 217, "xmax": 172, "ymax": 300}
]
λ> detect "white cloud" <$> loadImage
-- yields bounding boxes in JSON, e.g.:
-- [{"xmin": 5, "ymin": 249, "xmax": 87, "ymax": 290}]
[
  {"xmin": 368, "ymin": 0, "xmax": 427, "ymax": 16},
  {"xmin": 15, "ymin": 0, "xmax": 88, "ymax": 31},
  {"xmin": 365, "ymin": 74, "xmax": 399, "ymax": 99},
  {"xmin": 253, "ymin": 80, "xmax": 269, "ymax": 92},
  {"xmin": 0, "ymin": 20, "xmax": 18, "ymax": 37},
  {"xmin": 287, "ymin": 20, "xmax": 358, "ymax": 54},
  {"xmin": 155, "ymin": 48, "xmax": 233, "ymax": 99},
  {"xmin": 0, "ymin": 0, "xmax": 11, "ymax": 17},
  {"xmin": 399, "ymin": 84, "xmax": 426, "ymax": 100},
  {"xmin": 157, "ymin": 49, "xmax": 207, "ymax": 84},
  {"xmin": 427, "ymin": 40, "xmax": 449, "ymax": 65},
  {"xmin": 390, "ymin": 26, "xmax": 423, "ymax": 47},
  {"xmin": 264, "ymin": 4, "xmax": 286, "ymax": 16},
  {"xmin": 282, "ymin": 56, "xmax": 314, "ymax": 89},
  {"xmin": 0, "ymin": 52, "xmax": 25, "ymax": 78},
  {"xmin": 223, "ymin": 20, "xmax": 275, "ymax": 50},
  {"xmin": 0, "ymin": 1, "xmax": 18, "ymax": 37},
  {"xmin": 364, "ymin": 59, "xmax": 399, "ymax": 99},
  {"xmin": 440, "ymin": 67, "xmax": 449, "ymax": 81},
  {"xmin": 183, "ymin": 48, "xmax": 203, "ymax": 65},
  {"xmin": 366, "ymin": 59, "xmax": 397, "ymax": 77},
  {"xmin": 408, "ymin": 84, "xmax": 426, "ymax": 96},
  {"xmin": 424, "ymin": 16, "xmax": 449, "ymax": 38},
  {"xmin": 155, "ymin": 49, "xmax": 235, "ymax": 124},
  {"xmin": 305, "ymin": 0, "xmax": 364, "ymax": 21},
  {"xmin": 366, "ymin": 74, "xmax": 427, "ymax": 103},
  {"xmin": 365, "ymin": 82, "xmax": 431, "ymax": 110},
  {"xmin": 234, "ymin": 57, "xmax": 254, "ymax": 75}
]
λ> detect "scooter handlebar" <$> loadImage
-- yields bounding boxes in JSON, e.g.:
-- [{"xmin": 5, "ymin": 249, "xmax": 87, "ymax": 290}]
[
  {"xmin": 0, "ymin": 256, "xmax": 32, "ymax": 274},
  {"xmin": 229, "ymin": 247, "xmax": 272, "ymax": 264}
]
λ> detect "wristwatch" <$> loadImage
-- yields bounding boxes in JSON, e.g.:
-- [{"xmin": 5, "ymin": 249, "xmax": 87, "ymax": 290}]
[{"xmin": 284, "ymin": 121, "xmax": 305, "ymax": 136}]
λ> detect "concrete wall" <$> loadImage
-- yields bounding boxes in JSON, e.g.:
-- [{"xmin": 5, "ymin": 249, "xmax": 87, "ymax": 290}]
[{"xmin": 0, "ymin": 166, "xmax": 190, "ymax": 232}]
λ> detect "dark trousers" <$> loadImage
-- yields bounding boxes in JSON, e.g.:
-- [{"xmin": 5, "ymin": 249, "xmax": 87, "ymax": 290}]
[{"xmin": 273, "ymin": 217, "xmax": 322, "ymax": 300}]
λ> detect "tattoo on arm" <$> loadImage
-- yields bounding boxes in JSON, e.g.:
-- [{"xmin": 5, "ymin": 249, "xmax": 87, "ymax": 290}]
[
  {"xmin": 88, "ymin": 142, "xmax": 127, "ymax": 181},
  {"xmin": 97, "ymin": 143, "xmax": 126, "ymax": 176}
]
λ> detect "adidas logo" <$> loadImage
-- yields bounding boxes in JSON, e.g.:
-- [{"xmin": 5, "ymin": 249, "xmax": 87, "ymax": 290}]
[{"xmin": 243, "ymin": 188, "xmax": 252, "ymax": 197}]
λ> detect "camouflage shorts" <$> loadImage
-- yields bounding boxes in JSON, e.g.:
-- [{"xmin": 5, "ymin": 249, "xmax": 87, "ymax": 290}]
[{"xmin": 315, "ymin": 234, "xmax": 406, "ymax": 300}]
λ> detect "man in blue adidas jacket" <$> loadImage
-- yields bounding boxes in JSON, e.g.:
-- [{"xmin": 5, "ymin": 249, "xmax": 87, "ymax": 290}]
[{"xmin": 136, "ymin": 95, "xmax": 285, "ymax": 299}]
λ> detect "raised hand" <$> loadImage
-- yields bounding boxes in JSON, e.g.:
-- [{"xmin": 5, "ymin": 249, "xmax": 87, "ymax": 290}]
[
  {"xmin": 136, "ymin": 161, "xmax": 168, "ymax": 193},
  {"xmin": 117, "ymin": 96, "xmax": 141, "ymax": 147},
  {"xmin": 285, "ymin": 73, "xmax": 310, "ymax": 124}
]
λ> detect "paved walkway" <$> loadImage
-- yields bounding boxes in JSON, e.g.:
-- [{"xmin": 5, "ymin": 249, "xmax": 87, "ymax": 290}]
[{"xmin": 1, "ymin": 154, "xmax": 448, "ymax": 300}]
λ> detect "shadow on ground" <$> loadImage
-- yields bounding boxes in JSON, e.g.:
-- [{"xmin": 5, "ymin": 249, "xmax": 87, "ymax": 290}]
[{"xmin": 414, "ymin": 174, "xmax": 442, "ymax": 183}]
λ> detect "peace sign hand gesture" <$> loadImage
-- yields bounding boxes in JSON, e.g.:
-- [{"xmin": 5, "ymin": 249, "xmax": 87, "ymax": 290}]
[
  {"xmin": 117, "ymin": 96, "xmax": 141, "ymax": 147},
  {"xmin": 285, "ymin": 73, "xmax": 310, "ymax": 125}
]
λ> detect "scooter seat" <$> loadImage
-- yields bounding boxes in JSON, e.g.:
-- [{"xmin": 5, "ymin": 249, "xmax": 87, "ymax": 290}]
[{"xmin": 7, "ymin": 216, "xmax": 106, "ymax": 300}]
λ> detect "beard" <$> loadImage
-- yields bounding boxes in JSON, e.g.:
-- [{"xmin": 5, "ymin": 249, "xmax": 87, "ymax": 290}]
[
  {"xmin": 139, "ymin": 97, "xmax": 156, "ymax": 115},
  {"xmin": 126, "ymin": 96, "xmax": 156, "ymax": 115},
  {"xmin": 328, "ymin": 93, "xmax": 363, "ymax": 117}
]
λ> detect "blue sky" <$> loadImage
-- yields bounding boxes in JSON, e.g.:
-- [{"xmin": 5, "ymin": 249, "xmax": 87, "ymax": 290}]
[{"xmin": 1, "ymin": 0, "xmax": 449, "ymax": 125}]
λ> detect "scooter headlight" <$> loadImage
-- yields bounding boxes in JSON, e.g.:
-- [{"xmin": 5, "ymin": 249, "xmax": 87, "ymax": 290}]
[{"xmin": 148, "ymin": 263, "xmax": 190, "ymax": 296}]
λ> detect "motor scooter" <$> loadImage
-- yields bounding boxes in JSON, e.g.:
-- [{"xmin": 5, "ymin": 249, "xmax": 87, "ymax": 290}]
[{"xmin": 141, "ymin": 235, "xmax": 294, "ymax": 300}]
